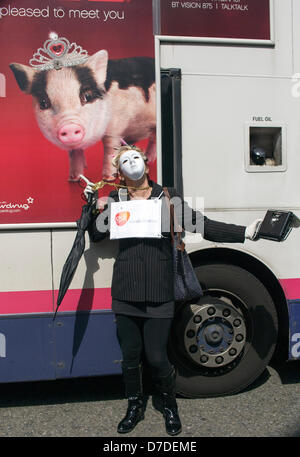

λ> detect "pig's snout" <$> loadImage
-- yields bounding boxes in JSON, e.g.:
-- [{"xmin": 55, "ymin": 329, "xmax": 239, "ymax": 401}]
[{"xmin": 58, "ymin": 123, "xmax": 84, "ymax": 146}]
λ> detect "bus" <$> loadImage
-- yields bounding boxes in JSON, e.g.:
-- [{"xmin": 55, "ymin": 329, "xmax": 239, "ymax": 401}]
[{"xmin": 1, "ymin": 0, "xmax": 299, "ymax": 397}]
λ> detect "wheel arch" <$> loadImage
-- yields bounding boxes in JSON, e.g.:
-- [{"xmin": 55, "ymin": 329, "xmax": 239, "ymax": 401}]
[{"xmin": 189, "ymin": 246, "xmax": 289, "ymax": 361}]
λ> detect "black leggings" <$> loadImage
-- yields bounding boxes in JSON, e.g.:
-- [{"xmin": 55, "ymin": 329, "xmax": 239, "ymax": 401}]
[{"xmin": 115, "ymin": 314, "xmax": 173, "ymax": 377}]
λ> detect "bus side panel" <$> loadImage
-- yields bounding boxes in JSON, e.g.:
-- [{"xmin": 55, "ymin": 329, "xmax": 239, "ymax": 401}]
[
  {"xmin": 54, "ymin": 312, "xmax": 122, "ymax": 379},
  {"xmin": 158, "ymin": 0, "xmax": 300, "ymax": 364},
  {"xmin": 52, "ymin": 230, "xmax": 118, "ymax": 311},
  {"xmin": 0, "ymin": 316, "xmax": 55, "ymax": 383}
]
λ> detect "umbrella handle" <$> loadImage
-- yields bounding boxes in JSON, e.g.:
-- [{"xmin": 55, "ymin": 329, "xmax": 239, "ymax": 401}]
[
  {"xmin": 79, "ymin": 174, "xmax": 95, "ymax": 205},
  {"xmin": 79, "ymin": 174, "xmax": 92, "ymax": 185}
]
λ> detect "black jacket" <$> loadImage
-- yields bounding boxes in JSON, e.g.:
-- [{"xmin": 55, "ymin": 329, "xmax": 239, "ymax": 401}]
[{"xmin": 88, "ymin": 181, "xmax": 246, "ymax": 302}]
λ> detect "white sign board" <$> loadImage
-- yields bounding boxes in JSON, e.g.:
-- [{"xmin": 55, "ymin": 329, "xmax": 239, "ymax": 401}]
[{"xmin": 110, "ymin": 199, "xmax": 162, "ymax": 240}]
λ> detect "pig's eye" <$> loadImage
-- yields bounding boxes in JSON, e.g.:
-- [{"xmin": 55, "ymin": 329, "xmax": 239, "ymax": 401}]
[
  {"xmin": 39, "ymin": 97, "xmax": 51, "ymax": 110},
  {"xmin": 81, "ymin": 90, "xmax": 93, "ymax": 104},
  {"xmin": 80, "ymin": 88, "xmax": 103, "ymax": 105}
]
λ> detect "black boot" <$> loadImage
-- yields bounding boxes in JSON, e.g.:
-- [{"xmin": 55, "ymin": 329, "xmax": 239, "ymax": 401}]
[
  {"xmin": 117, "ymin": 364, "xmax": 145, "ymax": 434},
  {"xmin": 153, "ymin": 366, "xmax": 182, "ymax": 436}
]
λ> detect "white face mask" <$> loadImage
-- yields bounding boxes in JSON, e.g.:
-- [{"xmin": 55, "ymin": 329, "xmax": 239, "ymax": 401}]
[{"xmin": 119, "ymin": 150, "xmax": 145, "ymax": 181}]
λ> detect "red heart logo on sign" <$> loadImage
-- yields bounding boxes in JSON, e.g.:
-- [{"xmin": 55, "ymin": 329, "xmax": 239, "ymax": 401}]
[{"xmin": 115, "ymin": 211, "xmax": 130, "ymax": 226}]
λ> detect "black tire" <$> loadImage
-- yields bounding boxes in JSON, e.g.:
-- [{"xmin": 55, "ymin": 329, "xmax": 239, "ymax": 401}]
[{"xmin": 168, "ymin": 263, "xmax": 278, "ymax": 397}]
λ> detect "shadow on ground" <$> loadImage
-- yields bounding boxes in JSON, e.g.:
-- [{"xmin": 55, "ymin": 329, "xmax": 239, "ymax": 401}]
[{"xmin": 0, "ymin": 361, "xmax": 298, "ymax": 411}]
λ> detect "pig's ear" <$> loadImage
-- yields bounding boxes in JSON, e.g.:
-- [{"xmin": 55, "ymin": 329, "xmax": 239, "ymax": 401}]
[
  {"xmin": 85, "ymin": 50, "xmax": 108, "ymax": 84},
  {"xmin": 9, "ymin": 63, "xmax": 35, "ymax": 94}
]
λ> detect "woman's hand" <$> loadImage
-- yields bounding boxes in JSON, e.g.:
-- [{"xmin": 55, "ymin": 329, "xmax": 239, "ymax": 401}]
[{"xmin": 245, "ymin": 219, "xmax": 263, "ymax": 241}]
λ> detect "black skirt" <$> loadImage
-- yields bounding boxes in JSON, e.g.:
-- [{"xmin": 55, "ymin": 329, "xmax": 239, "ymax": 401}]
[{"xmin": 111, "ymin": 298, "xmax": 175, "ymax": 318}]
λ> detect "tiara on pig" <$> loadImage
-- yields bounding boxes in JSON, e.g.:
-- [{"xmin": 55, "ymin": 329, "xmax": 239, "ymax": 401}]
[{"xmin": 29, "ymin": 32, "xmax": 89, "ymax": 71}]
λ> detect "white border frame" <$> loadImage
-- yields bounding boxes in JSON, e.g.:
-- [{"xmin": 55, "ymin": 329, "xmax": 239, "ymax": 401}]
[{"xmin": 0, "ymin": 222, "xmax": 77, "ymax": 230}]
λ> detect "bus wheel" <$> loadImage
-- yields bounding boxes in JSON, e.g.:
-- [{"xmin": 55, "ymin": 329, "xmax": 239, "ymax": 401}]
[{"xmin": 168, "ymin": 263, "xmax": 278, "ymax": 397}]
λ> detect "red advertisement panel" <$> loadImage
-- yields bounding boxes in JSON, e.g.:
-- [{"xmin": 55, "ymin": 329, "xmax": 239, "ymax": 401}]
[
  {"xmin": 0, "ymin": 0, "xmax": 155, "ymax": 225},
  {"xmin": 160, "ymin": 0, "xmax": 271, "ymax": 41}
]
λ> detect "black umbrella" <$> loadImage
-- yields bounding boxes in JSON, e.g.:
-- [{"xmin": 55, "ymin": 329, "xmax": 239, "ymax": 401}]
[
  {"xmin": 53, "ymin": 166, "xmax": 135, "ymax": 319},
  {"xmin": 53, "ymin": 191, "xmax": 94, "ymax": 320}
]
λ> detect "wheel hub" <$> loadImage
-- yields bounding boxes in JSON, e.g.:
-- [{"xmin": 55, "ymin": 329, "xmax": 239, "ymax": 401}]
[
  {"xmin": 183, "ymin": 298, "xmax": 247, "ymax": 368},
  {"xmin": 204, "ymin": 324, "xmax": 224, "ymax": 345}
]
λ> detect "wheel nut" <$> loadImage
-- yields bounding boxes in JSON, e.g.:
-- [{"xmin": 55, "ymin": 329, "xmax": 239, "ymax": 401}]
[
  {"xmin": 233, "ymin": 319, "xmax": 241, "ymax": 327},
  {"xmin": 215, "ymin": 356, "xmax": 224, "ymax": 364},
  {"xmin": 236, "ymin": 334, "xmax": 244, "ymax": 342},
  {"xmin": 189, "ymin": 345, "xmax": 198, "ymax": 353},
  {"xmin": 200, "ymin": 355, "xmax": 208, "ymax": 363},
  {"xmin": 193, "ymin": 315, "xmax": 202, "ymax": 324},
  {"xmin": 229, "ymin": 348, "xmax": 237, "ymax": 356},
  {"xmin": 207, "ymin": 307, "xmax": 216, "ymax": 316},
  {"xmin": 186, "ymin": 330, "xmax": 195, "ymax": 338},
  {"xmin": 222, "ymin": 309, "xmax": 231, "ymax": 317}
]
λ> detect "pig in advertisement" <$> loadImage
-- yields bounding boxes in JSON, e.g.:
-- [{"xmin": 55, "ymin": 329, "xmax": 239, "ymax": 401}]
[{"xmin": 9, "ymin": 33, "xmax": 156, "ymax": 182}]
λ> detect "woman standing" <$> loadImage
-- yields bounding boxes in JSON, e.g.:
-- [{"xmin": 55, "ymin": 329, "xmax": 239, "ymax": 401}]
[{"xmin": 85, "ymin": 145, "xmax": 261, "ymax": 436}]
